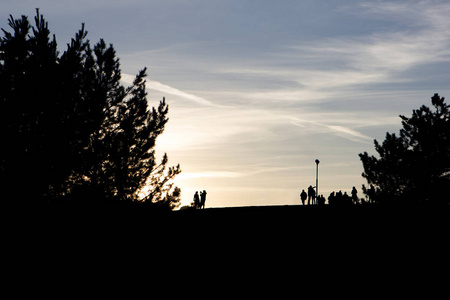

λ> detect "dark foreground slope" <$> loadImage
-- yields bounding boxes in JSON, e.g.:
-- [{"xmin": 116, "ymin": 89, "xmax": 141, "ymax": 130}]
[
  {"xmin": 12, "ymin": 203, "xmax": 448, "ymax": 243},
  {"xmin": 15, "ymin": 202, "xmax": 449, "ymax": 225},
  {"xmin": 7, "ymin": 203, "xmax": 448, "ymax": 284},
  {"xmin": 36, "ymin": 202, "xmax": 449, "ymax": 225},
  {"xmin": 169, "ymin": 204, "xmax": 448, "ymax": 241},
  {"xmin": 174, "ymin": 204, "xmax": 449, "ymax": 224}
]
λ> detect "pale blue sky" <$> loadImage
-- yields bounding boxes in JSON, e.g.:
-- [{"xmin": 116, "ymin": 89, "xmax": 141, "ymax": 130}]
[{"xmin": 2, "ymin": 1, "xmax": 450, "ymax": 207}]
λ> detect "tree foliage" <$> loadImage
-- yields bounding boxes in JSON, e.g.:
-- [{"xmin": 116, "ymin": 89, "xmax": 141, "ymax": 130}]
[
  {"xmin": 359, "ymin": 94, "xmax": 450, "ymax": 205},
  {"xmin": 0, "ymin": 10, "xmax": 181, "ymax": 208}
]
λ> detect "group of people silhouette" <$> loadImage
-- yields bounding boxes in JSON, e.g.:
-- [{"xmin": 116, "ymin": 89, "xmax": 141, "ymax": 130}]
[
  {"xmin": 300, "ymin": 185, "xmax": 320, "ymax": 205},
  {"xmin": 193, "ymin": 190, "xmax": 207, "ymax": 209},
  {"xmin": 328, "ymin": 187, "xmax": 361, "ymax": 206},
  {"xmin": 300, "ymin": 186, "xmax": 361, "ymax": 206}
]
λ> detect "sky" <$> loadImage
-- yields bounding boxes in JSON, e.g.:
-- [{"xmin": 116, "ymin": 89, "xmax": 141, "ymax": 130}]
[{"xmin": 2, "ymin": 0, "xmax": 450, "ymax": 208}]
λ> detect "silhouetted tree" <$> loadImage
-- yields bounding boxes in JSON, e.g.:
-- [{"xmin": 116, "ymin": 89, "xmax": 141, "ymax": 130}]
[
  {"xmin": 0, "ymin": 12, "xmax": 73, "ymax": 202},
  {"xmin": 359, "ymin": 94, "xmax": 450, "ymax": 205},
  {"xmin": 0, "ymin": 11, "xmax": 180, "ymax": 207}
]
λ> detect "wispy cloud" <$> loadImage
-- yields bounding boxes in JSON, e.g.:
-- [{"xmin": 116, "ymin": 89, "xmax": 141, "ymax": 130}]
[
  {"xmin": 327, "ymin": 125, "xmax": 372, "ymax": 143},
  {"xmin": 299, "ymin": 2, "xmax": 450, "ymax": 75},
  {"xmin": 177, "ymin": 171, "xmax": 243, "ymax": 180},
  {"xmin": 218, "ymin": 1, "xmax": 450, "ymax": 107},
  {"xmin": 147, "ymin": 80, "xmax": 216, "ymax": 106},
  {"xmin": 288, "ymin": 116, "xmax": 372, "ymax": 144},
  {"xmin": 121, "ymin": 73, "xmax": 219, "ymax": 107}
]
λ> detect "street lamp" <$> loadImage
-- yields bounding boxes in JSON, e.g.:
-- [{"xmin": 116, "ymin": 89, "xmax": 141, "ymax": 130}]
[{"xmin": 315, "ymin": 159, "xmax": 320, "ymax": 204}]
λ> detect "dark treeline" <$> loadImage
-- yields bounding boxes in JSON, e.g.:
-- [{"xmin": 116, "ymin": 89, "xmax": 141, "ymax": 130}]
[
  {"xmin": 0, "ymin": 10, "xmax": 181, "ymax": 209},
  {"xmin": 359, "ymin": 93, "xmax": 449, "ymax": 206}
]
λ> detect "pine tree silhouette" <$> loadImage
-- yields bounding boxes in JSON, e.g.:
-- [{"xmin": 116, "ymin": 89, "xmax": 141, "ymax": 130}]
[
  {"xmin": 359, "ymin": 94, "xmax": 450, "ymax": 205},
  {"xmin": 0, "ymin": 10, "xmax": 181, "ymax": 208}
]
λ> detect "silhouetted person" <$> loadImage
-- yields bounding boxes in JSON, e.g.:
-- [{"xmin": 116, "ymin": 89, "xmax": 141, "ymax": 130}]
[
  {"xmin": 328, "ymin": 192, "xmax": 336, "ymax": 206},
  {"xmin": 317, "ymin": 194, "xmax": 325, "ymax": 206},
  {"xmin": 307, "ymin": 185, "xmax": 315, "ymax": 205},
  {"xmin": 200, "ymin": 190, "xmax": 207, "ymax": 209},
  {"xmin": 193, "ymin": 191, "xmax": 200, "ymax": 209},
  {"xmin": 351, "ymin": 186, "xmax": 358, "ymax": 204},
  {"xmin": 300, "ymin": 189, "xmax": 307, "ymax": 205},
  {"xmin": 336, "ymin": 190, "xmax": 343, "ymax": 204}
]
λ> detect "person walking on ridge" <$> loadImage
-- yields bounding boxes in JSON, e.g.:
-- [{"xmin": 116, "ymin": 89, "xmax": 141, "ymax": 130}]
[
  {"xmin": 307, "ymin": 185, "xmax": 315, "ymax": 205},
  {"xmin": 300, "ymin": 189, "xmax": 307, "ymax": 205}
]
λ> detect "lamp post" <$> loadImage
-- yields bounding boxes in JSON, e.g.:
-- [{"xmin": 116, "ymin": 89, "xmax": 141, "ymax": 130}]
[{"xmin": 315, "ymin": 159, "xmax": 320, "ymax": 204}]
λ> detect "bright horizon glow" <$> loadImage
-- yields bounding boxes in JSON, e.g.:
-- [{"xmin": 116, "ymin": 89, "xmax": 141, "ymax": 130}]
[{"xmin": 3, "ymin": 1, "xmax": 449, "ymax": 208}]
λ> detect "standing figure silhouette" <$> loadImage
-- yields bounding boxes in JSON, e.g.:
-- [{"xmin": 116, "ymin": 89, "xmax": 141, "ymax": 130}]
[
  {"xmin": 300, "ymin": 189, "xmax": 307, "ymax": 205},
  {"xmin": 193, "ymin": 191, "xmax": 200, "ymax": 209},
  {"xmin": 200, "ymin": 190, "xmax": 207, "ymax": 209},
  {"xmin": 307, "ymin": 185, "xmax": 315, "ymax": 205}
]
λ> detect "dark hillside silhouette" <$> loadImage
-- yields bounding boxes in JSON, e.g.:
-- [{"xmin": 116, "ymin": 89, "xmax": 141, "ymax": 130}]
[
  {"xmin": 0, "ymin": 10, "xmax": 180, "ymax": 208},
  {"xmin": 359, "ymin": 93, "xmax": 450, "ymax": 205}
]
